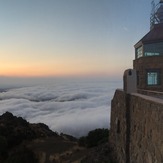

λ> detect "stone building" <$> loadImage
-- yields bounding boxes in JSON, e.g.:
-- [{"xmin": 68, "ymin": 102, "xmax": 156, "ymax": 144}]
[
  {"xmin": 134, "ymin": 1, "xmax": 163, "ymax": 92},
  {"xmin": 109, "ymin": 1, "xmax": 163, "ymax": 163}
]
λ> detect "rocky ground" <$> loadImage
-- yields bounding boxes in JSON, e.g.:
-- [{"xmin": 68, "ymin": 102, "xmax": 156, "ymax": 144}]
[{"xmin": 0, "ymin": 112, "xmax": 115, "ymax": 163}]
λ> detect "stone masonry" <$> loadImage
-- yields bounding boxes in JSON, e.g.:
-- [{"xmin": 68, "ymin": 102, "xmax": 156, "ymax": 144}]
[
  {"xmin": 109, "ymin": 89, "xmax": 163, "ymax": 163},
  {"xmin": 133, "ymin": 56, "xmax": 163, "ymax": 92}
]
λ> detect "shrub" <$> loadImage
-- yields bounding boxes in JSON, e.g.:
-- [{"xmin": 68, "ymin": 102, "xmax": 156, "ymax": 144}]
[{"xmin": 79, "ymin": 128, "xmax": 109, "ymax": 148}]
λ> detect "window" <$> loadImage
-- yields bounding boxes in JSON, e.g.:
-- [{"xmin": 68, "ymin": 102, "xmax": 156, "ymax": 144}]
[
  {"xmin": 147, "ymin": 72, "xmax": 158, "ymax": 85},
  {"xmin": 136, "ymin": 46, "xmax": 143, "ymax": 58},
  {"xmin": 145, "ymin": 52, "xmax": 159, "ymax": 56},
  {"xmin": 116, "ymin": 118, "xmax": 120, "ymax": 134},
  {"xmin": 147, "ymin": 69, "xmax": 161, "ymax": 85},
  {"xmin": 144, "ymin": 42, "xmax": 163, "ymax": 57},
  {"xmin": 117, "ymin": 120, "xmax": 120, "ymax": 134}
]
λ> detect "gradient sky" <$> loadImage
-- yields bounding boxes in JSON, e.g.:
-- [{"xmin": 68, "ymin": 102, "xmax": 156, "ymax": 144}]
[{"xmin": 0, "ymin": 0, "xmax": 156, "ymax": 77}]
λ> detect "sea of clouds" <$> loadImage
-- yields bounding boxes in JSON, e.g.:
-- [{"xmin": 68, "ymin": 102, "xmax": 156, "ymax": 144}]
[{"xmin": 0, "ymin": 77, "xmax": 122, "ymax": 137}]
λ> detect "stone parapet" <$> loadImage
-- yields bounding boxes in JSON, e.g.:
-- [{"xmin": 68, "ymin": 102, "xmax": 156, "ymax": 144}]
[{"xmin": 109, "ymin": 89, "xmax": 163, "ymax": 163}]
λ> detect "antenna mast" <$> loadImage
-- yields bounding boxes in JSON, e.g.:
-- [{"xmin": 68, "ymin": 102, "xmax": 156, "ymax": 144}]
[
  {"xmin": 150, "ymin": 0, "xmax": 156, "ymax": 29},
  {"xmin": 150, "ymin": 0, "xmax": 163, "ymax": 29}
]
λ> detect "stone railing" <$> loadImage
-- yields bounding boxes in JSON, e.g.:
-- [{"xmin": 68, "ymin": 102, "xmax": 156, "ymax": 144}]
[{"xmin": 137, "ymin": 89, "xmax": 163, "ymax": 99}]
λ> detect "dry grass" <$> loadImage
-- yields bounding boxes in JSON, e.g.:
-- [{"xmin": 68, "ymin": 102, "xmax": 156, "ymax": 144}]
[{"xmin": 26, "ymin": 137, "xmax": 88, "ymax": 163}]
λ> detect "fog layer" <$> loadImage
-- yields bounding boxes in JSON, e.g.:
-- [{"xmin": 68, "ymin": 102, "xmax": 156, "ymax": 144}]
[{"xmin": 0, "ymin": 77, "xmax": 122, "ymax": 137}]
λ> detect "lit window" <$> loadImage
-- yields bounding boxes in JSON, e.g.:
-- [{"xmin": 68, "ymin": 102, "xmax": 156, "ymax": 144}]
[
  {"xmin": 145, "ymin": 52, "xmax": 159, "ymax": 56},
  {"xmin": 136, "ymin": 46, "xmax": 143, "ymax": 58},
  {"xmin": 147, "ymin": 70, "xmax": 161, "ymax": 85},
  {"xmin": 144, "ymin": 42, "xmax": 163, "ymax": 56}
]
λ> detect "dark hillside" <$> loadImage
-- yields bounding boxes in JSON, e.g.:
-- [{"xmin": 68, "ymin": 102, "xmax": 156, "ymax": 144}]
[{"xmin": 0, "ymin": 112, "xmax": 115, "ymax": 163}]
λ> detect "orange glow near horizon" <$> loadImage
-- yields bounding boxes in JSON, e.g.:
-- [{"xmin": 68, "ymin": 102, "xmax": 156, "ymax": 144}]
[
  {"xmin": 0, "ymin": 49, "xmax": 125, "ymax": 78},
  {"xmin": 0, "ymin": 60, "xmax": 123, "ymax": 78}
]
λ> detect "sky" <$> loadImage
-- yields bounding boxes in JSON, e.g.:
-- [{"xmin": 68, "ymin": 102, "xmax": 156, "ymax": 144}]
[{"xmin": 0, "ymin": 0, "xmax": 155, "ymax": 78}]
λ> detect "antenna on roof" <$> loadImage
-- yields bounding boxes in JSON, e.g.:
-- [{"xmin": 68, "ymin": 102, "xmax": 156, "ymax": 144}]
[
  {"xmin": 150, "ymin": 0, "xmax": 163, "ymax": 29},
  {"xmin": 156, "ymin": 0, "xmax": 163, "ymax": 23},
  {"xmin": 150, "ymin": 0, "xmax": 156, "ymax": 29}
]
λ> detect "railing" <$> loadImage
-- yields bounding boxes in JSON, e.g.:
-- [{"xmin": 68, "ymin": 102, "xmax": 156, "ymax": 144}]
[{"xmin": 137, "ymin": 89, "xmax": 163, "ymax": 99}]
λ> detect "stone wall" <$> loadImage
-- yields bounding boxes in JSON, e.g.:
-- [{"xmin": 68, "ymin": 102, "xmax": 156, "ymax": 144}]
[
  {"xmin": 109, "ymin": 89, "xmax": 163, "ymax": 163},
  {"xmin": 110, "ymin": 90, "xmax": 127, "ymax": 163}
]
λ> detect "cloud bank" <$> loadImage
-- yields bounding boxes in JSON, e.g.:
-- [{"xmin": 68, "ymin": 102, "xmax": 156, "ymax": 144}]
[{"xmin": 0, "ymin": 78, "xmax": 122, "ymax": 137}]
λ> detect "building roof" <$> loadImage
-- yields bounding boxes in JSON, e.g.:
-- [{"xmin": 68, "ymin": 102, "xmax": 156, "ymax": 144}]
[{"xmin": 134, "ymin": 23, "xmax": 163, "ymax": 48}]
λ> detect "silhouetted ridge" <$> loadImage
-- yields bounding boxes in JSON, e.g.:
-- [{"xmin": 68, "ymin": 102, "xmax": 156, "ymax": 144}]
[{"xmin": 0, "ymin": 112, "xmax": 58, "ymax": 148}]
